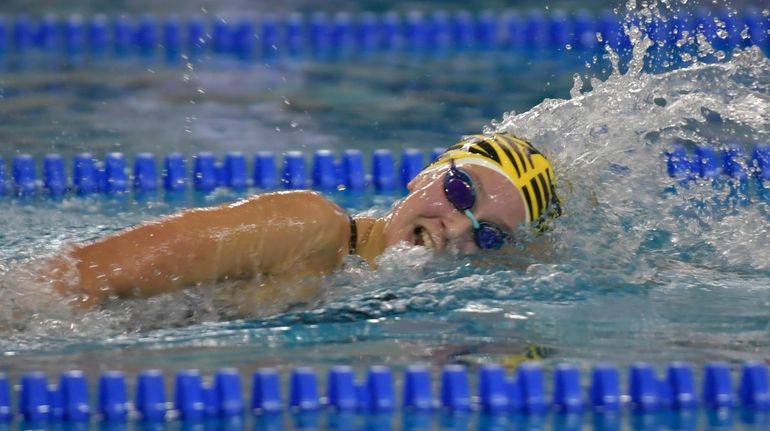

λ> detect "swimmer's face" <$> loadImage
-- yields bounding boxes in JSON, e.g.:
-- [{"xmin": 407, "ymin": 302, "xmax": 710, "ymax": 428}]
[{"xmin": 382, "ymin": 162, "xmax": 527, "ymax": 253}]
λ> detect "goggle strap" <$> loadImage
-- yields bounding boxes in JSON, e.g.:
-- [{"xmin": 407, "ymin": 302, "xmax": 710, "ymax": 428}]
[{"xmin": 463, "ymin": 209, "xmax": 481, "ymax": 230}]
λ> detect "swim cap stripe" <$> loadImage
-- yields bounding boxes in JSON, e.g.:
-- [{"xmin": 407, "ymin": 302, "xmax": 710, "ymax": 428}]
[
  {"xmin": 432, "ymin": 132, "xmax": 560, "ymax": 226},
  {"xmin": 473, "ymin": 140, "xmax": 502, "ymax": 165},
  {"xmin": 497, "ymin": 143, "xmax": 522, "ymax": 177},
  {"xmin": 537, "ymin": 173, "xmax": 551, "ymax": 212},
  {"xmin": 529, "ymin": 177, "xmax": 543, "ymax": 220},
  {"xmin": 499, "ymin": 133, "xmax": 535, "ymax": 164},
  {"xmin": 508, "ymin": 140, "xmax": 531, "ymax": 172},
  {"xmin": 468, "ymin": 146, "xmax": 499, "ymax": 165},
  {"xmin": 492, "ymin": 134, "xmax": 529, "ymax": 179}
]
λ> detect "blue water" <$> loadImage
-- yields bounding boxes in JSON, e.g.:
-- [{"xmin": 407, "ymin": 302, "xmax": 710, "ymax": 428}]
[{"xmin": 0, "ymin": 0, "xmax": 769, "ymax": 406}]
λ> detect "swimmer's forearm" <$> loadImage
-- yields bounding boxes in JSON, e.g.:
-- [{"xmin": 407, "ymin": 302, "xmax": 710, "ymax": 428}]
[{"xmin": 71, "ymin": 211, "xmax": 232, "ymax": 299}]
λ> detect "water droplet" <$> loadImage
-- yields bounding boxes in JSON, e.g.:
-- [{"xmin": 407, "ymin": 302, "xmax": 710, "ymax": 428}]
[
  {"xmin": 716, "ymin": 29, "xmax": 728, "ymax": 39},
  {"xmin": 570, "ymin": 73, "xmax": 584, "ymax": 99},
  {"xmin": 565, "ymin": 43, "xmax": 572, "ymax": 50},
  {"xmin": 627, "ymin": 82, "xmax": 643, "ymax": 94}
]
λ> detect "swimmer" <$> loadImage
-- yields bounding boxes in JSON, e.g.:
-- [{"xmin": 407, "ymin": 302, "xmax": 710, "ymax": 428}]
[{"xmin": 43, "ymin": 132, "xmax": 561, "ymax": 313}]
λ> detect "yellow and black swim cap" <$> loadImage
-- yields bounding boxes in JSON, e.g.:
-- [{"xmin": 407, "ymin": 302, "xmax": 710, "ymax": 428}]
[{"xmin": 433, "ymin": 132, "xmax": 561, "ymax": 227}]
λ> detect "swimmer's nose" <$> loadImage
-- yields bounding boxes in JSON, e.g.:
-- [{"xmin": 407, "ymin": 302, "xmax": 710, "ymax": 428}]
[{"xmin": 443, "ymin": 210, "xmax": 477, "ymax": 251}]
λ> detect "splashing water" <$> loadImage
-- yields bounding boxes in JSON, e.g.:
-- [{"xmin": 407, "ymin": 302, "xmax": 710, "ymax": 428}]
[
  {"xmin": 491, "ymin": 0, "xmax": 770, "ymax": 279},
  {"xmin": 1, "ymin": 0, "xmax": 769, "ymax": 371}
]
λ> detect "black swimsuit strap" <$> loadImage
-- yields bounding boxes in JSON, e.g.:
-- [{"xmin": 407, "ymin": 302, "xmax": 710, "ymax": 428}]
[{"xmin": 349, "ymin": 215, "xmax": 358, "ymax": 255}]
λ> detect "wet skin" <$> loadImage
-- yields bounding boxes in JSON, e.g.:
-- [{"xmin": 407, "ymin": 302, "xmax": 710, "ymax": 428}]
[
  {"xmin": 46, "ymin": 161, "xmax": 526, "ymax": 310},
  {"xmin": 374, "ymin": 161, "xmax": 527, "ymax": 254}
]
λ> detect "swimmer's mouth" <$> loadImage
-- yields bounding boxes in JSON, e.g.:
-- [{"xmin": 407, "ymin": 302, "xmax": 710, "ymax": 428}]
[{"xmin": 413, "ymin": 227, "xmax": 434, "ymax": 249}]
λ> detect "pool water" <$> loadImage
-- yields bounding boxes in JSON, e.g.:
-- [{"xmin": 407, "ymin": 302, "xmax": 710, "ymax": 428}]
[{"xmin": 0, "ymin": 0, "xmax": 769, "ymax": 399}]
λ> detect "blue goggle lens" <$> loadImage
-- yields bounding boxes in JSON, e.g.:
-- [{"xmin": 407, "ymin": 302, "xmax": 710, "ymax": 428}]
[
  {"xmin": 444, "ymin": 174, "xmax": 475, "ymax": 211},
  {"xmin": 444, "ymin": 162, "xmax": 510, "ymax": 250},
  {"xmin": 474, "ymin": 222, "xmax": 507, "ymax": 250}
]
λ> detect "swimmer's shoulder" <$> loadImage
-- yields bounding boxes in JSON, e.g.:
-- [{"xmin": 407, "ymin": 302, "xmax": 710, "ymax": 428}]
[
  {"xmin": 243, "ymin": 190, "xmax": 352, "ymax": 271},
  {"xmin": 238, "ymin": 190, "xmax": 350, "ymax": 246},
  {"xmin": 239, "ymin": 190, "xmax": 349, "ymax": 221},
  {"xmin": 176, "ymin": 190, "xmax": 350, "ymax": 243}
]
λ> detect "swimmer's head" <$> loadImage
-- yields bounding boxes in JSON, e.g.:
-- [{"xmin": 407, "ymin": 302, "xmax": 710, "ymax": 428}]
[
  {"xmin": 432, "ymin": 132, "xmax": 562, "ymax": 230},
  {"xmin": 380, "ymin": 132, "xmax": 560, "ymax": 253}
]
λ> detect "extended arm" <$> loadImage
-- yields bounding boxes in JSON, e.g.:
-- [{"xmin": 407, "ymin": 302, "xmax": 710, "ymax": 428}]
[{"xmin": 50, "ymin": 191, "xmax": 351, "ymax": 306}]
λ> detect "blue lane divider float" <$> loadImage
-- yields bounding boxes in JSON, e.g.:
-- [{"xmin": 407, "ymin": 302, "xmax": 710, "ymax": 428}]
[
  {"xmin": 0, "ymin": 148, "xmax": 448, "ymax": 199},
  {"xmin": 135, "ymin": 369, "xmax": 166, "ymax": 421},
  {"xmin": 327, "ymin": 366, "xmax": 357, "ymax": 411},
  {"xmin": 403, "ymin": 364, "xmax": 432, "ymax": 411},
  {"xmin": 99, "ymin": 371, "xmax": 128, "ymax": 421},
  {"xmin": 0, "ymin": 8, "xmax": 766, "ymax": 61},
  {"xmin": 60, "ymin": 370, "xmax": 90, "ymax": 422},
  {"xmin": 2, "ymin": 144, "xmax": 768, "ymax": 200},
  {"xmin": 665, "ymin": 143, "xmax": 770, "ymax": 201},
  {"xmin": 173, "ymin": 370, "xmax": 204, "ymax": 421},
  {"xmin": 590, "ymin": 364, "xmax": 621, "ymax": 412},
  {"xmin": 0, "ymin": 361, "xmax": 769, "ymax": 426}
]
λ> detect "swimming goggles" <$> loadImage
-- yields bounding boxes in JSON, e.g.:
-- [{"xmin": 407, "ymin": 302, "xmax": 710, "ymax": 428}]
[{"xmin": 443, "ymin": 160, "xmax": 511, "ymax": 250}]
